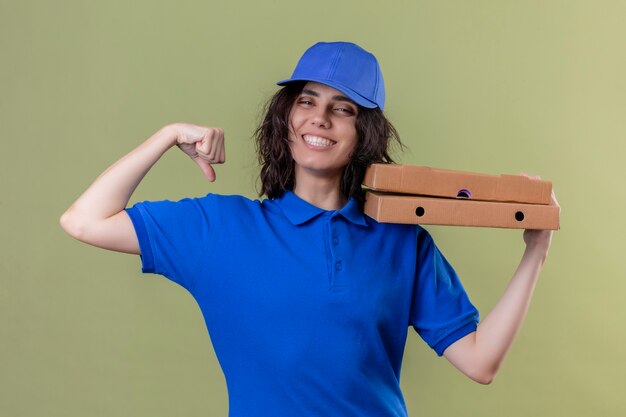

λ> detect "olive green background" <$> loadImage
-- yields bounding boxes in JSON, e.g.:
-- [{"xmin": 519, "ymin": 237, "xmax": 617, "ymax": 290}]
[{"xmin": 1, "ymin": 1, "xmax": 624, "ymax": 416}]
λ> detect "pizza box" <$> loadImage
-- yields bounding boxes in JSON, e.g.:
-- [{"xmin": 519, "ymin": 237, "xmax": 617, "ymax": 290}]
[
  {"xmin": 363, "ymin": 164, "xmax": 552, "ymax": 205},
  {"xmin": 364, "ymin": 191, "xmax": 560, "ymax": 230}
]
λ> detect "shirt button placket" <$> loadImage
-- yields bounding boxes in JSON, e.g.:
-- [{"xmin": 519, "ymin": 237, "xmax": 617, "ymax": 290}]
[
  {"xmin": 333, "ymin": 231, "xmax": 342, "ymax": 271},
  {"xmin": 329, "ymin": 217, "xmax": 347, "ymax": 291}
]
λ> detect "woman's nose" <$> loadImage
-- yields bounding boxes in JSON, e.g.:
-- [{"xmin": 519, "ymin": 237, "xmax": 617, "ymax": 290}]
[{"xmin": 310, "ymin": 108, "xmax": 331, "ymax": 128}]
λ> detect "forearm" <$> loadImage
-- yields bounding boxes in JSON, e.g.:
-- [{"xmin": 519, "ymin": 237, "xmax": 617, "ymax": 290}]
[
  {"xmin": 444, "ymin": 189, "xmax": 557, "ymax": 384},
  {"xmin": 62, "ymin": 125, "xmax": 176, "ymax": 225},
  {"xmin": 444, "ymin": 240, "xmax": 550, "ymax": 384},
  {"xmin": 474, "ymin": 246, "xmax": 546, "ymax": 374}
]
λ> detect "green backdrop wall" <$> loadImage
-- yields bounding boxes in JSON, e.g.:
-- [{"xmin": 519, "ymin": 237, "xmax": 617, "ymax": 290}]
[{"xmin": 2, "ymin": 1, "xmax": 624, "ymax": 416}]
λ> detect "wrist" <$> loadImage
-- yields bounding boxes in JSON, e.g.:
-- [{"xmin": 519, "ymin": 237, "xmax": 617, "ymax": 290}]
[
  {"xmin": 523, "ymin": 243, "xmax": 549, "ymax": 266},
  {"xmin": 149, "ymin": 124, "xmax": 179, "ymax": 151}
]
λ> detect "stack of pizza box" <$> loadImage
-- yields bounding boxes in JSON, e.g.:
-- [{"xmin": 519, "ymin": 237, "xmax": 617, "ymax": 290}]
[{"xmin": 363, "ymin": 164, "xmax": 560, "ymax": 230}]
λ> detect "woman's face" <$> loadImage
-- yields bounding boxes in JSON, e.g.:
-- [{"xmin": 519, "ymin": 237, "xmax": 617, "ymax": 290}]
[{"xmin": 288, "ymin": 82, "xmax": 359, "ymax": 179}]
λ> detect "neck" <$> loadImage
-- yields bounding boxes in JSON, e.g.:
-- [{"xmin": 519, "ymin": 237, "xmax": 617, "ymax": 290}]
[{"xmin": 292, "ymin": 166, "xmax": 348, "ymax": 210}]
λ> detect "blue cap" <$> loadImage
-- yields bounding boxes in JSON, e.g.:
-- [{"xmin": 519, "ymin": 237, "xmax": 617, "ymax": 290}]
[{"xmin": 277, "ymin": 42, "xmax": 386, "ymax": 110}]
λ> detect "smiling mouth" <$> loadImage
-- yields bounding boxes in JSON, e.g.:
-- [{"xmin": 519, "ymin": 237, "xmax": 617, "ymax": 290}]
[{"xmin": 303, "ymin": 135, "xmax": 336, "ymax": 148}]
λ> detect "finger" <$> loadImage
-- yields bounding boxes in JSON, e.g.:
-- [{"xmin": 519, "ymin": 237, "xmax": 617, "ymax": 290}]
[
  {"xmin": 215, "ymin": 135, "xmax": 225, "ymax": 163},
  {"xmin": 196, "ymin": 134, "xmax": 211, "ymax": 156},
  {"xmin": 218, "ymin": 140, "xmax": 226, "ymax": 163},
  {"xmin": 550, "ymin": 189, "xmax": 560, "ymax": 207},
  {"xmin": 192, "ymin": 156, "xmax": 216, "ymax": 182},
  {"xmin": 207, "ymin": 129, "xmax": 223, "ymax": 162},
  {"xmin": 519, "ymin": 172, "xmax": 541, "ymax": 180},
  {"xmin": 195, "ymin": 129, "xmax": 217, "ymax": 161},
  {"xmin": 207, "ymin": 137, "xmax": 219, "ymax": 162}
]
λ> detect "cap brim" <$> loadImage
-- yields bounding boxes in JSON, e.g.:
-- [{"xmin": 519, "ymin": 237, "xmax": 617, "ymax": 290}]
[{"xmin": 276, "ymin": 78, "xmax": 379, "ymax": 109}]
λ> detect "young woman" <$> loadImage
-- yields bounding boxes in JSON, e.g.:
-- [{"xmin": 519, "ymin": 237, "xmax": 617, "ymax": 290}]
[{"xmin": 60, "ymin": 42, "xmax": 555, "ymax": 416}]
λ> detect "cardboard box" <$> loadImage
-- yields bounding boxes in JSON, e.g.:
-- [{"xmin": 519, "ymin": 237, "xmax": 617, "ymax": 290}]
[
  {"xmin": 363, "ymin": 164, "xmax": 553, "ymax": 204},
  {"xmin": 364, "ymin": 191, "xmax": 560, "ymax": 230}
]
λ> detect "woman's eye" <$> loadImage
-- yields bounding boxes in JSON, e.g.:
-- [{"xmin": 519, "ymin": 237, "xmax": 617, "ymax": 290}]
[
  {"xmin": 335, "ymin": 107, "xmax": 354, "ymax": 115},
  {"xmin": 298, "ymin": 99, "xmax": 313, "ymax": 106}
]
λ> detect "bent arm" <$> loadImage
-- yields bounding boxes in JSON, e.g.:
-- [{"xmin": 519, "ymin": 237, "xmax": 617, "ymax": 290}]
[
  {"xmin": 443, "ymin": 228, "xmax": 554, "ymax": 384},
  {"xmin": 60, "ymin": 126, "xmax": 178, "ymax": 254}
]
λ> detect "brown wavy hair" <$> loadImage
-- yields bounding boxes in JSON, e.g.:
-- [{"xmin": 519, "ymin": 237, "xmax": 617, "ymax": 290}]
[{"xmin": 255, "ymin": 81, "xmax": 402, "ymax": 207}]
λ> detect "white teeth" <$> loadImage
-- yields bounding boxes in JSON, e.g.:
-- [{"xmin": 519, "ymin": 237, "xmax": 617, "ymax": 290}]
[{"xmin": 303, "ymin": 135, "xmax": 334, "ymax": 147}]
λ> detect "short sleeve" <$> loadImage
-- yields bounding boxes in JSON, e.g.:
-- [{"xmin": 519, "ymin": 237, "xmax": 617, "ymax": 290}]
[
  {"xmin": 125, "ymin": 194, "xmax": 215, "ymax": 291},
  {"xmin": 410, "ymin": 231, "xmax": 479, "ymax": 356}
]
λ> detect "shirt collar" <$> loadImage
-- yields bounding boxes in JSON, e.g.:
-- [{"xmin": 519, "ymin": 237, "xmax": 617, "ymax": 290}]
[{"xmin": 274, "ymin": 191, "xmax": 369, "ymax": 227}]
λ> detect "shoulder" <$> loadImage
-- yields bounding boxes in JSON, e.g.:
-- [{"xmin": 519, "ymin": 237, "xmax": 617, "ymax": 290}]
[
  {"xmin": 368, "ymin": 219, "xmax": 432, "ymax": 241},
  {"xmin": 364, "ymin": 219, "xmax": 435, "ymax": 256},
  {"xmin": 196, "ymin": 193, "xmax": 262, "ymax": 211},
  {"xmin": 129, "ymin": 193, "xmax": 265, "ymax": 225},
  {"xmin": 193, "ymin": 193, "xmax": 279, "ymax": 225}
]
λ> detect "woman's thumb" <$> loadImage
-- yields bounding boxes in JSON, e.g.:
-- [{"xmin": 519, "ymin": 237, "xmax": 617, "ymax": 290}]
[{"xmin": 192, "ymin": 157, "xmax": 217, "ymax": 182}]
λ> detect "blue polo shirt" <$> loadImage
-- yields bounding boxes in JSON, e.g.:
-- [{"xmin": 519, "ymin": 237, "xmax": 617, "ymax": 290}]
[{"xmin": 125, "ymin": 191, "xmax": 478, "ymax": 417}]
